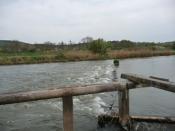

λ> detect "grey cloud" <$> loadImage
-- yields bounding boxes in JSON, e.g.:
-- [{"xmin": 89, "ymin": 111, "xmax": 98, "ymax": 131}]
[{"xmin": 0, "ymin": 0, "xmax": 175, "ymax": 43}]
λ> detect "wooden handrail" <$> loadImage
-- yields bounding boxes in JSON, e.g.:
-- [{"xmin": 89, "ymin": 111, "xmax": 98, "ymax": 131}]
[
  {"xmin": 0, "ymin": 82, "xmax": 129, "ymax": 105},
  {"xmin": 121, "ymin": 73, "xmax": 175, "ymax": 93}
]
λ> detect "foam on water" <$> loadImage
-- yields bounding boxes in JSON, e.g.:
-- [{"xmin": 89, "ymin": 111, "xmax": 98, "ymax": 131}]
[
  {"xmin": 92, "ymin": 96, "xmax": 107, "ymax": 115},
  {"xmin": 75, "ymin": 64, "xmax": 114, "ymax": 85},
  {"xmin": 73, "ymin": 98, "xmax": 81, "ymax": 103},
  {"xmin": 71, "ymin": 64, "xmax": 113, "ymax": 116},
  {"xmin": 82, "ymin": 106, "xmax": 92, "ymax": 112},
  {"xmin": 71, "ymin": 96, "xmax": 107, "ymax": 116}
]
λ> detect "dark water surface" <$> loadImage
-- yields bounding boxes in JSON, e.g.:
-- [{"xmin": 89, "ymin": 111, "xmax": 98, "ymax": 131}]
[{"xmin": 0, "ymin": 56, "xmax": 175, "ymax": 131}]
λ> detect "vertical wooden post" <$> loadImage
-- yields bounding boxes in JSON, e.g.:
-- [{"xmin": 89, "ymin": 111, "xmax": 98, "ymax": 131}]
[
  {"xmin": 118, "ymin": 88, "xmax": 129, "ymax": 126},
  {"xmin": 63, "ymin": 96, "xmax": 73, "ymax": 131}
]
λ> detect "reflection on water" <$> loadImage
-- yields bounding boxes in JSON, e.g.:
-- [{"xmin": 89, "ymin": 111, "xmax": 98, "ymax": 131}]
[{"xmin": 0, "ymin": 56, "xmax": 175, "ymax": 131}]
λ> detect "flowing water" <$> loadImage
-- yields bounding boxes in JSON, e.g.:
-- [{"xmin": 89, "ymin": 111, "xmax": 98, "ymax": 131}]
[{"xmin": 0, "ymin": 56, "xmax": 175, "ymax": 131}]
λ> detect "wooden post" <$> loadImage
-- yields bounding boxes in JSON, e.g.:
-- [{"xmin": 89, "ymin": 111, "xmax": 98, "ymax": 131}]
[
  {"xmin": 63, "ymin": 96, "xmax": 73, "ymax": 131},
  {"xmin": 118, "ymin": 88, "xmax": 130, "ymax": 127}
]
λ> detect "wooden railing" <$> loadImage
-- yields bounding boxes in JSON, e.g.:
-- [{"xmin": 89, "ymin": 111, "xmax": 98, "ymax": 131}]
[
  {"xmin": 0, "ymin": 73, "xmax": 175, "ymax": 131},
  {"xmin": 121, "ymin": 73, "xmax": 175, "ymax": 92}
]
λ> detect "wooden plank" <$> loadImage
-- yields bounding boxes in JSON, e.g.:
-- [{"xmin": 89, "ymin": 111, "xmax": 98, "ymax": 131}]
[
  {"xmin": 63, "ymin": 96, "xmax": 73, "ymax": 131},
  {"xmin": 118, "ymin": 88, "xmax": 130, "ymax": 126},
  {"xmin": 98, "ymin": 114, "xmax": 175, "ymax": 124},
  {"xmin": 150, "ymin": 76, "xmax": 169, "ymax": 82},
  {"xmin": 121, "ymin": 73, "xmax": 175, "ymax": 93},
  {"xmin": 0, "ymin": 82, "xmax": 127, "ymax": 105},
  {"xmin": 131, "ymin": 115, "xmax": 175, "ymax": 123}
]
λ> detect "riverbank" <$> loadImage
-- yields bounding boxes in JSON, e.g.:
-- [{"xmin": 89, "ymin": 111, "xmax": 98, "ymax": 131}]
[{"xmin": 0, "ymin": 49, "xmax": 174, "ymax": 65}]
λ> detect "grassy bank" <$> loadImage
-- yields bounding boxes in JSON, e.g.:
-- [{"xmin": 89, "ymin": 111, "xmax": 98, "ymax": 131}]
[
  {"xmin": 0, "ymin": 49, "xmax": 174, "ymax": 65},
  {"xmin": 0, "ymin": 39, "xmax": 174, "ymax": 65}
]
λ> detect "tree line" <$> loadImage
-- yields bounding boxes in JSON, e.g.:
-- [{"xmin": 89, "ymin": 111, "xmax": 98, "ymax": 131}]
[{"xmin": 0, "ymin": 38, "xmax": 175, "ymax": 55}]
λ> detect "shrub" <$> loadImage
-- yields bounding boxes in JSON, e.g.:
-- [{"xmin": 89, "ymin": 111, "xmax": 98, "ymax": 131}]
[
  {"xmin": 172, "ymin": 43, "xmax": 175, "ymax": 50},
  {"xmin": 55, "ymin": 52, "xmax": 65, "ymax": 60},
  {"xmin": 88, "ymin": 39, "xmax": 110, "ymax": 55}
]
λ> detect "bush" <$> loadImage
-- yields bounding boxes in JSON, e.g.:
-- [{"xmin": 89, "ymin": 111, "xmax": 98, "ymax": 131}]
[
  {"xmin": 172, "ymin": 43, "xmax": 175, "ymax": 50},
  {"xmin": 88, "ymin": 39, "xmax": 110, "ymax": 55},
  {"xmin": 55, "ymin": 52, "xmax": 65, "ymax": 60}
]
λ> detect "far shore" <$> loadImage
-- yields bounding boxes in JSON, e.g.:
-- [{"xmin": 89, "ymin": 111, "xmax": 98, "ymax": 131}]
[{"xmin": 0, "ymin": 49, "xmax": 174, "ymax": 65}]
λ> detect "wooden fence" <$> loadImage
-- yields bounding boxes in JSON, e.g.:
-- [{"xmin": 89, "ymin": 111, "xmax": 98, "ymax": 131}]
[{"xmin": 0, "ymin": 73, "xmax": 175, "ymax": 131}]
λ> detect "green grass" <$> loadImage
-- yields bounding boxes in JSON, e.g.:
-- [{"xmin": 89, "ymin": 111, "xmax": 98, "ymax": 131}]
[
  {"xmin": 0, "ymin": 49, "xmax": 175, "ymax": 65},
  {"xmin": 0, "ymin": 51, "xmax": 43, "ymax": 57}
]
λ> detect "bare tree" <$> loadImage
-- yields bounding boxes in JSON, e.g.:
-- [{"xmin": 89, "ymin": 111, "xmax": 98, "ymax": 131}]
[{"xmin": 81, "ymin": 36, "xmax": 93, "ymax": 43}]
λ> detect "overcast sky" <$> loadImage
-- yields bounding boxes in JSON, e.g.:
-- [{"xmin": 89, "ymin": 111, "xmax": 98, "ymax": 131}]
[{"xmin": 0, "ymin": 0, "xmax": 175, "ymax": 43}]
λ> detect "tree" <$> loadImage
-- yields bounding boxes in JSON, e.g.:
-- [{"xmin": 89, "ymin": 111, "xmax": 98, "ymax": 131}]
[
  {"xmin": 81, "ymin": 36, "xmax": 93, "ymax": 43},
  {"xmin": 172, "ymin": 43, "xmax": 175, "ymax": 50},
  {"xmin": 88, "ymin": 39, "xmax": 110, "ymax": 55}
]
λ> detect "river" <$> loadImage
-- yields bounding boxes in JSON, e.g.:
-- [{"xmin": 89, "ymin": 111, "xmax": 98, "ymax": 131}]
[{"xmin": 0, "ymin": 56, "xmax": 175, "ymax": 131}]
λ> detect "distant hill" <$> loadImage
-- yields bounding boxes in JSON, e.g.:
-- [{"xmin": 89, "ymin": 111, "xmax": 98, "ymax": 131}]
[
  {"xmin": 0, "ymin": 40, "xmax": 35, "ymax": 52},
  {"xmin": 0, "ymin": 40, "xmax": 30, "ymax": 47}
]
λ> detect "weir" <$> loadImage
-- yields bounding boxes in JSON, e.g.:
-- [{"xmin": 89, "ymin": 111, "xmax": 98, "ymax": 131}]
[{"xmin": 0, "ymin": 73, "xmax": 175, "ymax": 131}]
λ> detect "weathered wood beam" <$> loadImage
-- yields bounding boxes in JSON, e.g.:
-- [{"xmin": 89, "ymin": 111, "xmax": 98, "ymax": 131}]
[
  {"xmin": 121, "ymin": 73, "xmax": 175, "ymax": 93},
  {"xmin": 150, "ymin": 76, "xmax": 169, "ymax": 82},
  {"xmin": 0, "ymin": 82, "xmax": 126, "ymax": 105},
  {"xmin": 130, "ymin": 115, "xmax": 175, "ymax": 123},
  {"xmin": 98, "ymin": 114, "xmax": 175, "ymax": 124},
  {"xmin": 63, "ymin": 96, "xmax": 73, "ymax": 131}
]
